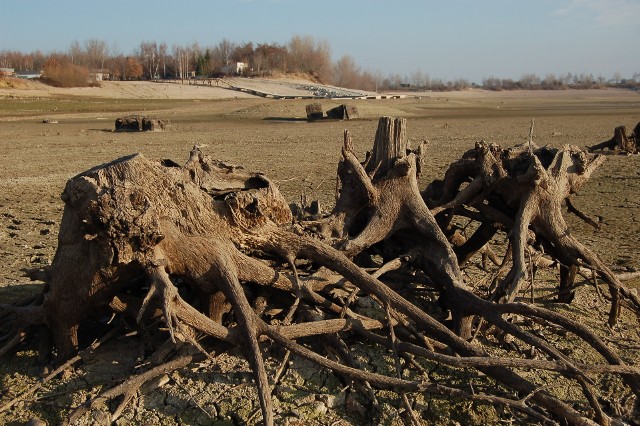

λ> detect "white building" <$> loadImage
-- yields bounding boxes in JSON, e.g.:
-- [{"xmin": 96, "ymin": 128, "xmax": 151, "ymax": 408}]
[
  {"xmin": 0, "ymin": 67, "xmax": 16, "ymax": 77},
  {"xmin": 221, "ymin": 62, "xmax": 247, "ymax": 75},
  {"xmin": 15, "ymin": 71, "xmax": 41, "ymax": 79}
]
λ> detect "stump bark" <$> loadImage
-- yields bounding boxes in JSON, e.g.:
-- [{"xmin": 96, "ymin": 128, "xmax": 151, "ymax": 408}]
[
  {"xmin": 588, "ymin": 124, "xmax": 638, "ymax": 154},
  {"xmin": 305, "ymin": 103, "xmax": 324, "ymax": 121},
  {"xmin": 115, "ymin": 115, "xmax": 171, "ymax": 132}
]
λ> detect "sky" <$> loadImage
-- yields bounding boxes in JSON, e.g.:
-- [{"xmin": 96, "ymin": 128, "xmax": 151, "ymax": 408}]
[{"xmin": 1, "ymin": 0, "xmax": 639, "ymax": 83}]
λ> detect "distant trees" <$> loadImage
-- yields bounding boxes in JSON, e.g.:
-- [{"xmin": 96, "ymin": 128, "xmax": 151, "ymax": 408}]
[
  {"xmin": 195, "ymin": 49, "xmax": 211, "ymax": 77},
  {"xmin": 2, "ymin": 36, "xmax": 639, "ymax": 91},
  {"xmin": 519, "ymin": 73, "xmax": 541, "ymax": 89},
  {"xmin": 332, "ymin": 55, "xmax": 360, "ymax": 88},
  {"xmin": 125, "ymin": 57, "xmax": 143, "ymax": 80},
  {"xmin": 330, "ymin": 55, "xmax": 377, "ymax": 91},
  {"xmin": 476, "ymin": 72, "xmax": 635, "ymax": 91},
  {"xmin": 139, "ymin": 41, "xmax": 160, "ymax": 80},
  {"xmin": 287, "ymin": 35, "xmax": 332, "ymax": 82},
  {"xmin": 173, "ymin": 45, "xmax": 192, "ymax": 81},
  {"xmin": 84, "ymin": 39, "xmax": 109, "ymax": 70},
  {"xmin": 0, "ymin": 49, "xmax": 46, "ymax": 71},
  {"xmin": 68, "ymin": 39, "xmax": 109, "ymax": 70},
  {"xmin": 214, "ymin": 38, "xmax": 236, "ymax": 67},
  {"xmin": 252, "ymin": 43, "xmax": 288, "ymax": 75}
]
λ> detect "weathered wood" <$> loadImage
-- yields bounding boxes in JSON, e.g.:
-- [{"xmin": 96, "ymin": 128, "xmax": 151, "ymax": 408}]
[
  {"xmin": 367, "ymin": 116, "xmax": 407, "ymax": 177},
  {"xmin": 326, "ymin": 104, "xmax": 359, "ymax": 120},
  {"xmin": 115, "ymin": 115, "xmax": 171, "ymax": 132},
  {"xmin": 305, "ymin": 103, "xmax": 323, "ymax": 121},
  {"xmin": 588, "ymin": 125, "xmax": 635, "ymax": 153},
  {"xmin": 424, "ymin": 140, "xmax": 640, "ymax": 327}
]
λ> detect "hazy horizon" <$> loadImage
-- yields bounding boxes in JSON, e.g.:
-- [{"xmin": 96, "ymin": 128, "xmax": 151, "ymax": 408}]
[{"xmin": 1, "ymin": 0, "xmax": 639, "ymax": 83}]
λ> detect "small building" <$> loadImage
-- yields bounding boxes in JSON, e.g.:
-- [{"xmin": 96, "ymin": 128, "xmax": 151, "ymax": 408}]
[
  {"xmin": 89, "ymin": 70, "xmax": 110, "ymax": 82},
  {"xmin": 15, "ymin": 70, "xmax": 41, "ymax": 79},
  {"xmin": 221, "ymin": 62, "xmax": 247, "ymax": 75},
  {"xmin": 0, "ymin": 67, "xmax": 16, "ymax": 77}
]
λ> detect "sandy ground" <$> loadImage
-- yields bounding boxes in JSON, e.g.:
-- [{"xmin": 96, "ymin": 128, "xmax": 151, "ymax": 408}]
[
  {"xmin": 0, "ymin": 80, "xmax": 639, "ymax": 425},
  {"xmin": 0, "ymin": 79, "xmax": 256, "ymax": 100},
  {"xmin": 0, "ymin": 76, "xmax": 377, "ymax": 100}
]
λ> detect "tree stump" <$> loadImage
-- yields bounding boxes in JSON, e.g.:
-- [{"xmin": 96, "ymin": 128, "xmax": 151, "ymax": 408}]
[
  {"xmin": 115, "ymin": 115, "xmax": 171, "ymax": 132},
  {"xmin": 305, "ymin": 103, "xmax": 324, "ymax": 121},
  {"xmin": 326, "ymin": 104, "xmax": 359, "ymax": 120},
  {"xmin": 588, "ymin": 125, "xmax": 635, "ymax": 153}
]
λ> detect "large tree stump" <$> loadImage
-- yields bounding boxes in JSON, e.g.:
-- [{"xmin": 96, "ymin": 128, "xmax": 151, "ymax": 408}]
[
  {"xmin": 305, "ymin": 103, "xmax": 324, "ymax": 121},
  {"xmin": 326, "ymin": 104, "xmax": 359, "ymax": 120},
  {"xmin": 424, "ymin": 140, "xmax": 640, "ymax": 326},
  {"xmin": 115, "ymin": 115, "xmax": 171, "ymax": 132},
  {"xmin": 588, "ymin": 125, "xmax": 636, "ymax": 153}
]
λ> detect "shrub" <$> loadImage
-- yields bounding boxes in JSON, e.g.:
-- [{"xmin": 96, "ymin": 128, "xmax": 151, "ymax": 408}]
[{"xmin": 42, "ymin": 61, "xmax": 91, "ymax": 88}]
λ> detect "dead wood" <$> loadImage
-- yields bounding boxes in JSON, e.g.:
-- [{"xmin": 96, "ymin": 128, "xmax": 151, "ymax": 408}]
[
  {"xmin": 326, "ymin": 104, "xmax": 359, "ymax": 120},
  {"xmin": 588, "ymin": 124, "xmax": 639, "ymax": 154},
  {"xmin": 423, "ymin": 139, "xmax": 640, "ymax": 326},
  {"xmin": 115, "ymin": 115, "xmax": 171, "ymax": 132},
  {"xmin": 1, "ymin": 118, "xmax": 638, "ymax": 425}
]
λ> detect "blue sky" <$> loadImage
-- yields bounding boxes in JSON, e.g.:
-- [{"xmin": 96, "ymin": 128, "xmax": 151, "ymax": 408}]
[{"xmin": 1, "ymin": 0, "xmax": 638, "ymax": 83}]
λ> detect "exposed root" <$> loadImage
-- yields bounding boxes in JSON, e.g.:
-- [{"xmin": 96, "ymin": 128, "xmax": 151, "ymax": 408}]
[{"xmin": 424, "ymin": 140, "xmax": 640, "ymax": 325}]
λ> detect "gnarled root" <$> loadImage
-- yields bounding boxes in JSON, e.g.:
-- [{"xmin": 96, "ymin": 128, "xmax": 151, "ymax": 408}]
[{"xmin": 425, "ymin": 139, "xmax": 640, "ymax": 326}]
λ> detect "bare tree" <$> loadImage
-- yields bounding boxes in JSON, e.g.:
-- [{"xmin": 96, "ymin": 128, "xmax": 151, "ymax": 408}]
[
  {"xmin": 214, "ymin": 38, "xmax": 236, "ymax": 67},
  {"xmin": 332, "ymin": 55, "xmax": 360, "ymax": 88},
  {"xmin": 519, "ymin": 73, "xmax": 541, "ymax": 89},
  {"xmin": 139, "ymin": 41, "xmax": 159, "ymax": 80},
  {"xmin": 613, "ymin": 71, "xmax": 622, "ymax": 84},
  {"xmin": 84, "ymin": 39, "xmax": 108, "ymax": 70},
  {"xmin": 158, "ymin": 42, "xmax": 168, "ymax": 79},
  {"xmin": 410, "ymin": 68, "xmax": 427, "ymax": 90},
  {"xmin": 173, "ymin": 45, "xmax": 191, "ymax": 81},
  {"xmin": 68, "ymin": 41, "xmax": 84, "ymax": 66},
  {"xmin": 287, "ymin": 35, "xmax": 332, "ymax": 82},
  {"xmin": 125, "ymin": 57, "xmax": 143, "ymax": 80},
  {"xmin": 253, "ymin": 43, "xmax": 288, "ymax": 75}
]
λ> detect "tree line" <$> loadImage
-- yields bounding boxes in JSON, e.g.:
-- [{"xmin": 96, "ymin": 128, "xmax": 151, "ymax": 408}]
[{"xmin": 1, "ymin": 36, "xmax": 639, "ymax": 91}]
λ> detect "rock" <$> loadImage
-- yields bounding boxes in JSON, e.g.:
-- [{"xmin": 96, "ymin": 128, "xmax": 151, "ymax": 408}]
[
  {"xmin": 142, "ymin": 117, "xmax": 171, "ymax": 132},
  {"xmin": 321, "ymin": 392, "xmax": 346, "ymax": 409}
]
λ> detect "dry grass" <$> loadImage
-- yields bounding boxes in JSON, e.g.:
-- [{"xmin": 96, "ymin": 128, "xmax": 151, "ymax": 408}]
[
  {"xmin": 0, "ymin": 77, "xmax": 30, "ymax": 89},
  {"xmin": 41, "ymin": 63, "xmax": 92, "ymax": 88}
]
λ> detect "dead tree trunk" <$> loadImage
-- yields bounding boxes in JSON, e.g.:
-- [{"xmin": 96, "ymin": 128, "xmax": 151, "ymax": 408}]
[
  {"xmin": 316, "ymin": 117, "xmax": 475, "ymax": 338},
  {"xmin": 588, "ymin": 125, "xmax": 636, "ymax": 153}
]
